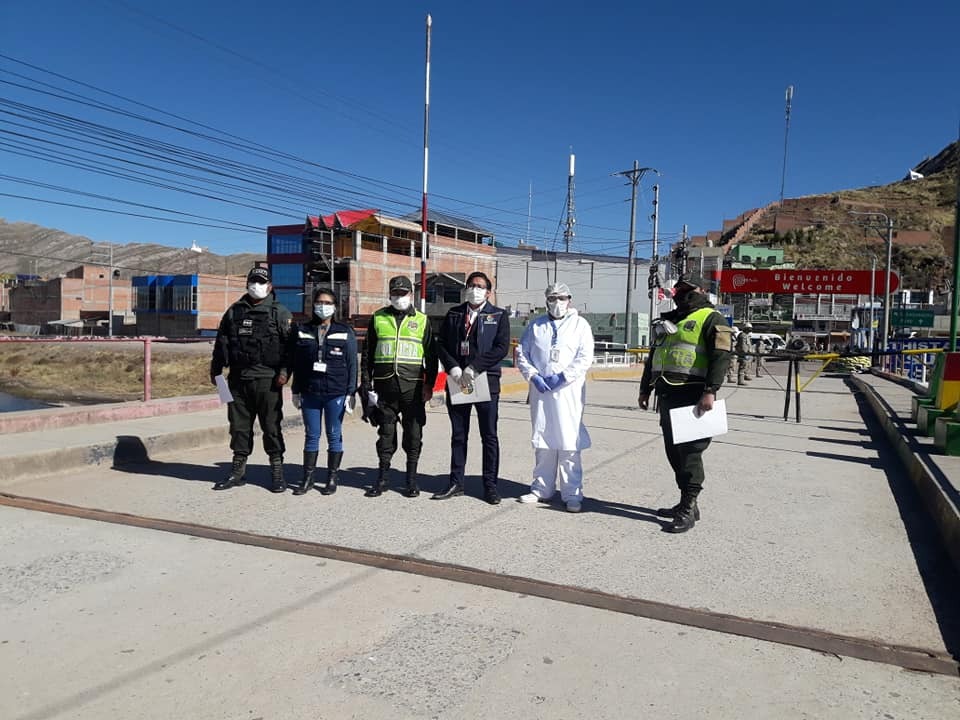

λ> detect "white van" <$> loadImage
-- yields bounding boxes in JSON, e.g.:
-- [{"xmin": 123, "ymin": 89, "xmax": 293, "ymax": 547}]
[{"xmin": 750, "ymin": 333, "xmax": 786, "ymax": 353}]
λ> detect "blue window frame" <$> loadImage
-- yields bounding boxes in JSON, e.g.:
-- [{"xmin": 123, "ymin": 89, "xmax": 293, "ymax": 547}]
[
  {"xmin": 274, "ymin": 288, "xmax": 304, "ymax": 314},
  {"xmin": 270, "ymin": 234, "xmax": 303, "ymax": 255},
  {"xmin": 271, "ymin": 263, "xmax": 303, "ymax": 287}
]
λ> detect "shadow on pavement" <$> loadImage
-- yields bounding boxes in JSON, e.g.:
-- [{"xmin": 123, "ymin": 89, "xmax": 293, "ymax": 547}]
[
  {"xmin": 805, "ymin": 435, "xmax": 877, "ymax": 449},
  {"xmin": 848, "ymin": 382, "xmax": 960, "ymax": 661}
]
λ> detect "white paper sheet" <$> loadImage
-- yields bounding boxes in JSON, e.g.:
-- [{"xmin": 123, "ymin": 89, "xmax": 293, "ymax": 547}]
[
  {"xmin": 214, "ymin": 374, "xmax": 233, "ymax": 404},
  {"xmin": 668, "ymin": 399, "xmax": 728, "ymax": 444},
  {"xmin": 447, "ymin": 371, "xmax": 491, "ymax": 405}
]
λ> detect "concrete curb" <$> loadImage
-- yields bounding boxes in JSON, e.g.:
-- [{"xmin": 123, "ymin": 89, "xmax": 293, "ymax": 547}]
[
  {"xmin": 0, "ymin": 394, "xmax": 223, "ymax": 435},
  {"xmin": 1, "ymin": 366, "xmax": 643, "ymax": 485},
  {"xmin": 851, "ymin": 375, "xmax": 960, "ymax": 574},
  {"xmin": 1, "ymin": 416, "xmax": 304, "ymax": 486}
]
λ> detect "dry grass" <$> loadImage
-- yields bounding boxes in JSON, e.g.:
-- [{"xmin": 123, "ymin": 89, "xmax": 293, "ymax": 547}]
[{"xmin": 0, "ymin": 342, "xmax": 214, "ymax": 404}]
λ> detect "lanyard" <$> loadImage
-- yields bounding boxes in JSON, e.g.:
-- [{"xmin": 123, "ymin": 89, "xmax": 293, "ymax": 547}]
[
  {"xmin": 464, "ymin": 309, "xmax": 478, "ymax": 338},
  {"xmin": 316, "ymin": 324, "xmax": 328, "ymax": 360},
  {"xmin": 549, "ymin": 318, "xmax": 560, "ymax": 347}
]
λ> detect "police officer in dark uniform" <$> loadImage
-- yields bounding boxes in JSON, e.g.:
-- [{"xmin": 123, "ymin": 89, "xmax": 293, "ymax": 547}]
[
  {"xmin": 637, "ymin": 273, "xmax": 732, "ymax": 533},
  {"xmin": 432, "ymin": 271, "xmax": 511, "ymax": 504},
  {"xmin": 361, "ymin": 275, "xmax": 438, "ymax": 498},
  {"xmin": 210, "ymin": 266, "xmax": 293, "ymax": 493}
]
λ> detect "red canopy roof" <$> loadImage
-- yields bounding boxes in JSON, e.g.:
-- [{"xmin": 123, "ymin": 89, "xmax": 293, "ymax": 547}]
[{"xmin": 306, "ymin": 209, "xmax": 378, "ymax": 230}]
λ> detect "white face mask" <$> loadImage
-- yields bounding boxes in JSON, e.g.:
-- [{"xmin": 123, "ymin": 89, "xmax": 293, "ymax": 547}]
[
  {"xmin": 314, "ymin": 304, "xmax": 335, "ymax": 319},
  {"xmin": 247, "ymin": 283, "xmax": 269, "ymax": 300},
  {"xmin": 547, "ymin": 299, "xmax": 569, "ymax": 318},
  {"xmin": 390, "ymin": 294, "xmax": 411, "ymax": 312},
  {"xmin": 465, "ymin": 287, "xmax": 487, "ymax": 306}
]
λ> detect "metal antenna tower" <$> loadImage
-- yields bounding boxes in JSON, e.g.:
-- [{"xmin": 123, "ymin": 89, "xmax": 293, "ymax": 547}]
[
  {"xmin": 779, "ymin": 85, "xmax": 794, "ymax": 208},
  {"xmin": 564, "ymin": 152, "xmax": 576, "ymax": 253}
]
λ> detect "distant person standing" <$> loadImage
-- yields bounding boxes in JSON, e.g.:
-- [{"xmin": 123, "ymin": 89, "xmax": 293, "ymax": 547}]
[
  {"xmin": 515, "ymin": 282, "xmax": 595, "ymax": 513},
  {"xmin": 638, "ymin": 273, "xmax": 732, "ymax": 533},
  {"xmin": 735, "ymin": 322, "xmax": 754, "ymax": 385},
  {"xmin": 210, "ymin": 266, "xmax": 293, "ymax": 493},
  {"xmin": 361, "ymin": 275, "xmax": 438, "ymax": 498},
  {"xmin": 288, "ymin": 286, "xmax": 358, "ymax": 496},
  {"xmin": 432, "ymin": 271, "xmax": 511, "ymax": 505}
]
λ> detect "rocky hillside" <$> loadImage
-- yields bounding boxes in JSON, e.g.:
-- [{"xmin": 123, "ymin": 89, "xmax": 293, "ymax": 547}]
[
  {"xmin": 0, "ymin": 218, "xmax": 263, "ymax": 280},
  {"xmin": 738, "ymin": 141, "xmax": 958, "ymax": 289}
]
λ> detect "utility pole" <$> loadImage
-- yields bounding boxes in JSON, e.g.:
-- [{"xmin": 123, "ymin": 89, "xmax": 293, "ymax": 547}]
[
  {"xmin": 525, "ymin": 181, "xmax": 532, "ymax": 245},
  {"xmin": 850, "ymin": 210, "xmax": 895, "ymax": 368},
  {"xmin": 564, "ymin": 152, "xmax": 576, "ymax": 253},
  {"xmin": 108, "ymin": 242, "xmax": 114, "ymax": 338},
  {"xmin": 614, "ymin": 162, "xmax": 658, "ymax": 347},
  {"xmin": 649, "ymin": 184, "xmax": 661, "ymax": 349},
  {"xmin": 951, "ymin": 131, "xmax": 960, "ymax": 351}
]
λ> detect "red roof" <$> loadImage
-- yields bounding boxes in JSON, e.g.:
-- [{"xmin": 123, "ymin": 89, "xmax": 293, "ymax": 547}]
[{"xmin": 306, "ymin": 209, "xmax": 378, "ymax": 230}]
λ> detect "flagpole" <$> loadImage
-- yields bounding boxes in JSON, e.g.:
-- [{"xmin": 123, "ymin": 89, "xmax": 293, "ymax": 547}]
[{"xmin": 419, "ymin": 14, "xmax": 432, "ymax": 313}]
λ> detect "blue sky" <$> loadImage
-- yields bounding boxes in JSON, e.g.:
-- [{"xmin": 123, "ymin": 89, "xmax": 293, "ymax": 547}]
[{"xmin": 0, "ymin": 0, "xmax": 957, "ymax": 260}]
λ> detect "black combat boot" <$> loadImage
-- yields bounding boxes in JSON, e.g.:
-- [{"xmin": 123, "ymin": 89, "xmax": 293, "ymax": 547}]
[
  {"xmin": 482, "ymin": 482, "xmax": 501, "ymax": 505},
  {"xmin": 269, "ymin": 454, "xmax": 287, "ymax": 493},
  {"xmin": 213, "ymin": 455, "xmax": 247, "ymax": 490},
  {"xmin": 320, "ymin": 451, "xmax": 343, "ymax": 495},
  {"xmin": 656, "ymin": 499, "xmax": 700, "ymax": 520},
  {"xmin": 293, "ymin": 450, "xmax": 319, "ymax": 496},
  {"xmin": 665, "ymin": 494, "xmax": 698, "ymax": 533},
  {"xmin": 403, "ymin": 461, "xmax": 420, "ymax": 498},
  {"xmin": 365, "ymin": 465, "xmax": 389, "ymax": 497}
]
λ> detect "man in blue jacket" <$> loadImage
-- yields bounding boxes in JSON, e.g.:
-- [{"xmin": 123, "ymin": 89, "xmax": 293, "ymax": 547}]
[{"xmin": 432, "ymin": 271, "xmax": 512, "ymax": 504}]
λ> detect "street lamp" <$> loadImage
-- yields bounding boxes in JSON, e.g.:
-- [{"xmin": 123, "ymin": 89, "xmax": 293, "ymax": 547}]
[{"xmin": 849, "ymin": 211, "xmax": 894, "ymax": 367}]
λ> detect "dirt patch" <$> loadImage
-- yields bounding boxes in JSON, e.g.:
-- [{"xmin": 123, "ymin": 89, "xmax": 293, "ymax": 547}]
[{"xmin": 0, "ymin": 342, "xmax": 215, "ymax": 404}]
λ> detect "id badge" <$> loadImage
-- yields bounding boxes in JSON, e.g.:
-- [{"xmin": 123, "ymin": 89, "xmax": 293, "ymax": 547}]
[
  {"xmin": 313, "ymin": 361, "xmax": 327, "ymax": 373},
  {"xmin": 459, "ymin": 340, "xmax": 470, "ymax": 356},
  {"xmin": 550, "ymin": 348, "xmax": 560, "ymax": 362}
]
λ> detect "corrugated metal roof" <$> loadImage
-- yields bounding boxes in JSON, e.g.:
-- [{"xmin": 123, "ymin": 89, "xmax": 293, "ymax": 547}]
[{"xmin": 371, "ymin": 213, "xmax": 423, "ymax": 233}]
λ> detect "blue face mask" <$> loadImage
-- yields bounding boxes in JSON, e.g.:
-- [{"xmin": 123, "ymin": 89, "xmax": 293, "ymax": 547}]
[{"xmin": 314, "ymin": 304, "xmax": 335, "ymax": 319}]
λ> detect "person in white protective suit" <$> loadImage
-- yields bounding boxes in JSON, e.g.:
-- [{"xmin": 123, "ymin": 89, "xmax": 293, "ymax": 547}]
[{"xmin": 514, "ymin": 282, "xmax": 595, "ymax": 512}]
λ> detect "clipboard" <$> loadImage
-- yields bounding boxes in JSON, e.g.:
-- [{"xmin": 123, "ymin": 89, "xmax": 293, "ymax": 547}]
[
  {"xmin": 446, "ymin": 371, "xmax": 491, "ymax": 405},
  {"xmin": 668, "ymin": 399, "xmax": 728, "ymax": 444}
]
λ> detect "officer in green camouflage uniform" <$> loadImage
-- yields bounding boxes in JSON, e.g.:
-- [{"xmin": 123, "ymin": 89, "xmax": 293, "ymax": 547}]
[{"xmin": 638, "ymin": 273, "xmax": 732, "ymax": 533}]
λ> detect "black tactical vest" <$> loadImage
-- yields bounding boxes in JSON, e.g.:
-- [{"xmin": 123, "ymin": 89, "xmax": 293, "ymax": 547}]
[{"xmin": 227, "ymin": 303, "xmax": 282, "ymax": 369}]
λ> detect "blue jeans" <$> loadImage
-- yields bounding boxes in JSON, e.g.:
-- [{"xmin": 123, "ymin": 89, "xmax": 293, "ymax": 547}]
[{"xmin": 301, "ymin": 394, "xmax": 346, "ymax": 452}]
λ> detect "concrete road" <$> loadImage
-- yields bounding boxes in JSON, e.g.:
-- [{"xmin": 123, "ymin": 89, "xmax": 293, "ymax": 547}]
[
  {"xmin": 4, "ymin": 373, "xmax": 960, "ymax": 718},
  {"xmin": 3, "ymin": 504, "xmax": 958, "ymax": 720}
]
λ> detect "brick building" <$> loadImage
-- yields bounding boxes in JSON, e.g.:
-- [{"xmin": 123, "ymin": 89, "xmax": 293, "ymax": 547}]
[
  {"xmin": 266, "ymin": 209, "xmax": 497, "ymax": 319},
  {"xmin": 9, "ymin": 264, "xmax": 134, "ymax": 334}
]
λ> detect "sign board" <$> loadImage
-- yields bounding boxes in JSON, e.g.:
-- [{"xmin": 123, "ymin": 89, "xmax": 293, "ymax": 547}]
[
  {"xmin": 888, "ymin": 338, "xmax": 947, "ymax": 381},
  {"xmin": 719, "ymin": 269, "xmax": 899, "ymax": 294},
  {"xmin": 890, "ymin": 308, "xmax": 935, "ymax": 327}
]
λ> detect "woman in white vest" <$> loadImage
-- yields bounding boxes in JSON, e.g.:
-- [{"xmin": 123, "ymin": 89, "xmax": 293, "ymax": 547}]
[{"xmin": 515, "ymin": 282, "xmax": 595, "ymax": 512}]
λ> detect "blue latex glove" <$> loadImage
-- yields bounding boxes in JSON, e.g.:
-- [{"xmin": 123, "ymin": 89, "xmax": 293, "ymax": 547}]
[
  {"xmin": 543, "ymin": 372, "xmax": 566, "ymax": 390},
  {"xmin": 530, "ymin": 375, "xmax": 550, "ymax": 393}
]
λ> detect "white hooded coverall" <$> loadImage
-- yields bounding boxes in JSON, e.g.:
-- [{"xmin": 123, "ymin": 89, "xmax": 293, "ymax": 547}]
[{"xmin": 516, "ymin": 308, "xmax": 594, "ymax": 501}]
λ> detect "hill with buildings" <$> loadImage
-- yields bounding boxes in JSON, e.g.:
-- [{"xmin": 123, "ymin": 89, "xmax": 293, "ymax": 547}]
[
  {"xmin": 0, "ymin": 218, "xmax": 262, "ymax": 280},
  {"xmin": 697, "ymin": 141, "xmax": 958, "ymax": 290}
]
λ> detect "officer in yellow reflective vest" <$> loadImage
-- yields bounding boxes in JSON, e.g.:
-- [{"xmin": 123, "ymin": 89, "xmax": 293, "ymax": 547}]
[
  {"xmin": 638, "ymin": 273, "xmax": 733, "ymax": 533},
  {"xmin": 361, "ymin": 275, "xmax": 438, "ymax": 498}
]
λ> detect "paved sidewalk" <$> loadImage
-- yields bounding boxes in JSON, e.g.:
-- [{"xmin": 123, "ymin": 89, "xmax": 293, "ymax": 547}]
[{"xmin": 2, "ymin": 371, "xmax": 959, "ymax": 717}]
